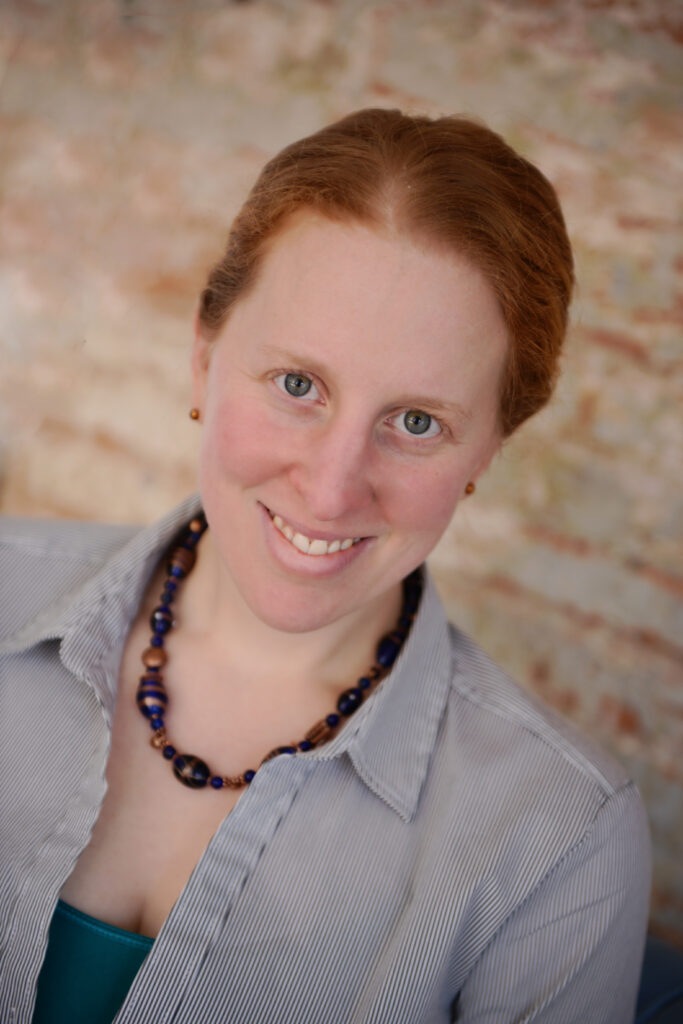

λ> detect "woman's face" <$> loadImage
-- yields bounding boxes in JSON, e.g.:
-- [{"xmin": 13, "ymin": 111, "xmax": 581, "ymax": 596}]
[{"xmin": 192, "ymin": 214, "xmax": 508, "ymax": 634}]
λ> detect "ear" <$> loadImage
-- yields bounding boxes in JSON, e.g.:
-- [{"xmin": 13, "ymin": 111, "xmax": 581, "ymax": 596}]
[{"xmin": 191, "ymin": 308, "xmax": 213, "ymax": 411}]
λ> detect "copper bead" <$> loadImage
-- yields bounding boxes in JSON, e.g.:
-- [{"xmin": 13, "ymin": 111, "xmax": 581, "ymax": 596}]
[
  {"xmin": 142, "ymin": 646, "xmax": 167, "ymax": 669},
  {"xmin": 305, "ymin": 719, "xmax": 335, "ymax": 746}
]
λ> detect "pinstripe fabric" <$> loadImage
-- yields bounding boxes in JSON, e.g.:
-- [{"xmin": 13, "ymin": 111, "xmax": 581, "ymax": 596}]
[{"xmin": 0, "ymin": 498, "xmax": 651, "ymax": 1023}]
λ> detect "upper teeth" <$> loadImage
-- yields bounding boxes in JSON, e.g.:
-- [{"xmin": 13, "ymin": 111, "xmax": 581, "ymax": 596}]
[{"xmin": 271, "ymin": 513, "xmax": 360, "ymax": 556}]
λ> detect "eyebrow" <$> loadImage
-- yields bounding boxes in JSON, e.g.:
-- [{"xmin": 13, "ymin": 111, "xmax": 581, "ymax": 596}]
[{"xmin": 259, "ymin": 345, "xmax": 474, "ymax": 428}]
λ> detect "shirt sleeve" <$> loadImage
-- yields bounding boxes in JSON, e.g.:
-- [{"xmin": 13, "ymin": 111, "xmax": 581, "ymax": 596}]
[{"xmin": 451, "ymin": 781, "xmax": 652, "ymax": 1024}]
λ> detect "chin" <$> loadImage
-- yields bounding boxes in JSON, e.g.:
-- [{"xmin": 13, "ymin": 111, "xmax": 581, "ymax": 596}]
[{"xmin": 243, "ymin": 584, "xmax": 352, "ymax": 635}]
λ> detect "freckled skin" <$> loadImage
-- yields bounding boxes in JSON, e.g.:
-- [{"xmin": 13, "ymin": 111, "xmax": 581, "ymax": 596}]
[{"xmin": 192, "ymin": 214, "xmax": 508, "ymax": 638}]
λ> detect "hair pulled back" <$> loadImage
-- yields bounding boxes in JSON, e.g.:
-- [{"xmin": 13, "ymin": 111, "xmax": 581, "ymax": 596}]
[{"xmin": 199, "ymin": 108, "xmax": 574, "ymax": 436}]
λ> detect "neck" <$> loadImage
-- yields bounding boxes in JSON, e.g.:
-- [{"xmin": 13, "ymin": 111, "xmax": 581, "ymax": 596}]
[{"xmin": 177, "ymin": 529, "xmax": 404, "ymax": 700}]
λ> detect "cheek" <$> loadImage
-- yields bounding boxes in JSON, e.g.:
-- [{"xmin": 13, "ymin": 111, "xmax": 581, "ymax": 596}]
[
  {"xmin": 388, "ymin": 463, "xmax": 463, "ymax": 540},
  {"xmin": 199, "ymin": 393, "xmax": 283, "ymax": 491}
]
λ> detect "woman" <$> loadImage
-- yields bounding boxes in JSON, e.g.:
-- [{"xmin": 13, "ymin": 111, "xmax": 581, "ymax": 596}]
[{"xmin": 1, "ymin": 109, "xmax": 650, "ymax": 1023}]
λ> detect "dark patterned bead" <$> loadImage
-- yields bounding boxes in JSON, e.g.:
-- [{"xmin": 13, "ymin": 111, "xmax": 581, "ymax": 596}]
[
  {"xmin": 337, "ymin": 687, "xmax": 363, "ymax": 716},
  {"xmin": 173, "ymin": 754, "xmax": 210, "ymax": 788},
  {"xmin": 150, "ymin": 606, "xmax": 173, "ymax": 634},
  {"xmin": 139, "ymin": 669, "xmax": 164, "ymax": 683},
  {"xmin": 377, "ymin": 635, "xmax": 401, "ymax": 668},
  {"xmin": 162, "ymin": 745, "xmax": 176, "ymax": 759},
  {"xmin": 136, "ymin": 682, "xmax": 168, "ymax": 718}
]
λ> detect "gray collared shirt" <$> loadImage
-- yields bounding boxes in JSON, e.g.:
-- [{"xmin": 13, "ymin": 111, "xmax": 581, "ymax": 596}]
[{"xmin": 0, "ymin": 497, "xmax": 651, "ymax": 1023}]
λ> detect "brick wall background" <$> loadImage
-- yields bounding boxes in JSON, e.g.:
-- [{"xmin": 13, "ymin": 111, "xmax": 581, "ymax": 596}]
[{"xmin": 1, "ymin": 0, "xmax": 681, "ymax": 944}]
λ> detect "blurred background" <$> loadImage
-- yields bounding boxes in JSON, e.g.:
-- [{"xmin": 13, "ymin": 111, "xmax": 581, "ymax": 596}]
[{"xmin": 0, "ymin": 0, "xmax": 681, "ymax": 944}]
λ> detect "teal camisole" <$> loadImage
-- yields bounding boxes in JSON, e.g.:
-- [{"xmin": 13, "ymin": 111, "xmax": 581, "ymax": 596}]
[{"xmin": 32, "ymin": 901, "xmax": 154, "ymax": 1024}]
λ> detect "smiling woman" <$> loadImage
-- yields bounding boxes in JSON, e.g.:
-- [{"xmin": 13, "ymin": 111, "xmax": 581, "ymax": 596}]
[
  {"xmin": 192, "ymin": 214, "xmax": 506, "ymax": 635},
  {"xmin": 0, "ymin": 109, "xmax": 650, "ymax": 1024}
]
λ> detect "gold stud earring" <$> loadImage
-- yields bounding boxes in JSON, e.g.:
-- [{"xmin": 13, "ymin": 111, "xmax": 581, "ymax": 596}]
[
  {"xmin": 465, "ymin": 481, "xmax": 475, "ymax": 495},
  {"xmin": 189, "ymin": 408, "xmax": 200, "ymax": 421}
]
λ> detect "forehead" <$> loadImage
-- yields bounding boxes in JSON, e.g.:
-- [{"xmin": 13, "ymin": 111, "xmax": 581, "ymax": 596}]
[
  {"xmin": 222, "ymin": 213, "xmax": 508, "ymax": 413},
  {"xmin": 252, "ymin": 214, "xmax": 502, "ymax": 333}
]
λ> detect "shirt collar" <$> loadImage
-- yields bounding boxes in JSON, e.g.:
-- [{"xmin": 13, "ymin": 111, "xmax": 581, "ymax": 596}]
[
  {"xmin": 3, "ymin": 495, "xmax": 453, "ymax": 821},
  {"xmin": 0, "ymin": 496, "xmax": 203, "ymax": 720},
  {"xmin": 306, "ymin": 570, "xmax": 453, "ymax": 822}
]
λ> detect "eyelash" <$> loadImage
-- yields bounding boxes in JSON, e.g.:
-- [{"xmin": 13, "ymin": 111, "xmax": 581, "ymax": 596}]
[{"xmin": 272, "ymin": 371, "xmax": 445, "ymax": 443}]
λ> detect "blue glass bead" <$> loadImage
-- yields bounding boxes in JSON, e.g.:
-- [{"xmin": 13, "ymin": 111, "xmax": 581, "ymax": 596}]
[
  {"xmin": 162, "ymin": 745, "xmax": 176, "ymax": 759},
  {"xmin": 358, "ymin": 676, "xmax": 371, "ymax": 691},
  {"xmin": 278, "ymin": 746, "xmax": 296, "ymax": 755},
  {"xmin": 150, "ymin": 635, "xmax": 164, "ymax": 648},
  {"xmin": 338, "ymin": 687, "xmax": 363, "ymax": 716},
  {"xmin": 298, "ymin": 740, "xmax": 313, "ymax": 751},
  {"xmin": 150, "ymin": 606, "xmax": 173, "ymax": 634},
  {"xmin": 169, "ymin": 565, "xmax": 185, "ymax": 579},
  {"xmin": 326, "ymin": 713, "xmax": 340, "ymax": 727},
  {"xmin": 165, "ymin": 580, "xmax": 177, "ymax": 592},
  {"xmin": 377, "ymin": 636, "xmax": 400, "ymax": 668},
  {"xmin": 149, "ymin": 715, "xmax": 164, "ymax": 730},
  {"xmin": 160, "ymin": 589, "xmax": 175, "ymax": 605},
  {"xmin": 398, "ymin": 615, "xmax": 412, "ymax": 630},
  {"xmin": 173, "ymin": 754, "xmax": 210, "ymax": 789},
  {"xmin": 210, "ymin": 776, "xmax": 224, "ymax": 789},
  {"xmin": 244, "ymin": 769, "xmax": 256, "ymax": 783},
  {"xmin": 136, "ymin": 684, "xmax": 167, "ymax": 718}
]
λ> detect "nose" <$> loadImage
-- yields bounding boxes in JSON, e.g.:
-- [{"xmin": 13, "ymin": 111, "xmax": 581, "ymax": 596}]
[{"xmin": 288, "ymin": 420, "xmax": 376, "ymax": 523}]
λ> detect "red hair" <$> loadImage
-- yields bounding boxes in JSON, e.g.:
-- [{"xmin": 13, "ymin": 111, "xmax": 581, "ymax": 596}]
[{"xmin": 199, "ymin": 108, "xmax": 574, "ymax": 436}]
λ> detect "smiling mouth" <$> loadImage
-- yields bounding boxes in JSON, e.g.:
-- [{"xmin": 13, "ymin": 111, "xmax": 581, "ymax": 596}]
[{"xmin": 266, "ymin": 508, "xmax": 363, "ymax": 556}]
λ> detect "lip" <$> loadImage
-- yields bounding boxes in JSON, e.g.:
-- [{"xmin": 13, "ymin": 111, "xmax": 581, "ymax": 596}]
[
  {"xmin": 259, "ymin": 502, "xmax": 373, "ymax": 576},
  {"xmin": 261, "ymin": 503, "xmax": 366, "ymax": 544}
]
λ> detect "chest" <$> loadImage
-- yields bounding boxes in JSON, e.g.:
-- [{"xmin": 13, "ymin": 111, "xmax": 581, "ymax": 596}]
[{"xmin": 59, "ymin": 610, "xmax": 245, "ymax": 938}]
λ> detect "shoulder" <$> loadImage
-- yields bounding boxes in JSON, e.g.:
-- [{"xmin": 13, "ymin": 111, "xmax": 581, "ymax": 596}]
[
  {"xmin": 0, "ymin": 515, "xmax": 139, "ymax": 643},
  {"xmin": 427, "ymin": 623, "xmax": 650, "ymax": 965},
  {"xmin": 445, "ymin": 622, "xmax": 630, "ymax": 797}
]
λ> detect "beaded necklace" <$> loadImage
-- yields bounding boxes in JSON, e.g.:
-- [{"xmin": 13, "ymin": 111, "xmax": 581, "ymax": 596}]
[{"xmin": 136, "ymin": 512, "xmax": 422, "ymax": 790}]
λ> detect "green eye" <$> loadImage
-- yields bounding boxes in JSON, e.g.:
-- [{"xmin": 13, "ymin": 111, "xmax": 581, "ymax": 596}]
[
  {"xmin": 284, "ymin": 373, "xmax": 313, "ymax": 397},
  {"xmin": 403, "ymin": 410, "xmax": 432, "ymax": 435}
]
